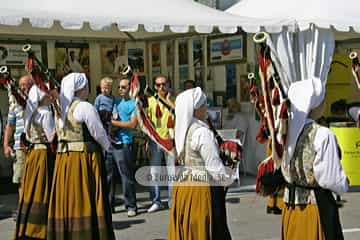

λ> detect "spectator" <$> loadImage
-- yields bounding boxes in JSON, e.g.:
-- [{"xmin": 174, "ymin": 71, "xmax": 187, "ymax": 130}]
[
  {"xmin": 146, "ymin": 74, "xmax": 176, "ymax": 212},
  {"xmin": 109, "ymin": 76, "xmax": 138, "ymax": 217},
  {"xmin": 3, "ymin": 75, "xmax": 33, "ymax": 219}
]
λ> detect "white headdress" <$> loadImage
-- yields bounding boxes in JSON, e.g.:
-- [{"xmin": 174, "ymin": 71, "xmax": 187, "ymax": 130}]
[
  {"xmin": 174, "ymin": 87, "xmax": 207, "ymax": 156},
  {"xmin": 348, "ymin": 106, "xmax": 360, "ymax": 122},
  {"xmin": 59, "ymin": 73, "xmax": 88, "ymax": 125},
  {"xmin": 285, "ymin": 77, "xmax": 325, "ymax": 164}
]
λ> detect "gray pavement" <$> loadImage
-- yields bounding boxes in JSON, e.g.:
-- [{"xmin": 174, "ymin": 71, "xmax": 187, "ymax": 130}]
[{"xmin": 1, "ymin": 180, "xmax": 360, "ymax": 240}]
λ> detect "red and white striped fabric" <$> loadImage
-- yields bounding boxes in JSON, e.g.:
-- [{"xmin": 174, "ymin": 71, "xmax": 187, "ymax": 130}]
[
  {"xmin": 131, "ymin": 73, "xmax": 176, "ymax": 156},
  {"xmin": 252, "ymin": 42, "xmax": 290, "ymax": 196}
]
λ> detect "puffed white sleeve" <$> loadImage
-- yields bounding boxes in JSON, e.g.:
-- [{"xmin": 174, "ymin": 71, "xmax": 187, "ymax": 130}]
[
  {"xmin": 72, "ymin": 101, "xmax": 111, "ymax": 151},
  {"xmin": 313, "ymin": 127, "xmax": 349, "ymax": 195},
  {"xmin": 40, "ymin": 110, "xmax": 56, "ymax": 142},
  {"xmin": 191, "ymin": 127, "xmax": 229, "ymax": 180}
]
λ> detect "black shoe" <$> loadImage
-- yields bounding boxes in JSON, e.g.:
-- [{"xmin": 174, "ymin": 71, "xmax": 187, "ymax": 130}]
[
  {"xmin": 272, "ymin": 206, "xmax": 282, "ymax": 215},
  {"xmin": 266, "ymin": 206, "xmax": 282, "ymax": 215},
  {"xmin": 266, "ymin": 206, "xmax": 273, "ymax": 214}
]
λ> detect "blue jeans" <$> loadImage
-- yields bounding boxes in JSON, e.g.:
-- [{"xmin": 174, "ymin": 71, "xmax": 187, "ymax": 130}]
[
  {"xmin": 149, "ymin": 140, "xmax": 175, "ymax": 208},
  {"xmin": 106, "ymin": 144, "xmax": 137, "ymax": 211}
]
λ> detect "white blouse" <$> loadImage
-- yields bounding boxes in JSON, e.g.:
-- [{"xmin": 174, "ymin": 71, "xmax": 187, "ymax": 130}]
[
  {"xmin": 190, "ymin": 118, "xmax": 232, "ymax": 181},
  {"xmin": 307, "ymin": 119, "xmax": 349, "ymax": 194},
  {"xmin": 30, "ymin": 106, "xmax": 56, "ymax": 142},
  {"xmin": 72, "ymin": 101, "xmax": 111, "ymax": 151}
]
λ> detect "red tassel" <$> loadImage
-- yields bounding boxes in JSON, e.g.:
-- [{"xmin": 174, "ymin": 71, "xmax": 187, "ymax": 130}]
[
  {"xmin": 167, "ymin": 115, "xmax": 174, "ymax": 128},
  {"xmin": 156, "ymin": 103, "xmax": 162, "ymax": 118},
  {"xmin": 279, "ymin": 102, "xmax": 289, "ymax": 119},
  {"xmin": 272, "ymin": 88, "xmax": 280, "ymax": 106},
  {"xmin": 255, "ymin": 157, "xmax": 274, "ymax": 194},
  {"xmin": 256, "ymin": 127, "xmax": 269, "ymax": 144}
]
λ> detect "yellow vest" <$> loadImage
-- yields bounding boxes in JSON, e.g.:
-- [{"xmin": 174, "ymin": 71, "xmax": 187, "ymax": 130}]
[{"xmin": 146, "ymin": 96, "xmax": 175, "ymax": 138}]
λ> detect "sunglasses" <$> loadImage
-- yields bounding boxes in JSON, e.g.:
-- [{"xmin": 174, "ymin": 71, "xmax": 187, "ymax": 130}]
[
  {"xmin": 155, "ymin": 82, "xmax": 167, "ymax": 87},
  {"xmin": 118, "ymin": 85, "xmax": 128, "ymax": 89}
]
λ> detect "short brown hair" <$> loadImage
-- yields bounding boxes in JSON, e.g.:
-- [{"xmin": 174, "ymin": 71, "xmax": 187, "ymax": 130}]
[{"xmin": 153, "ymin": 74, "xmax": 167, "ymax": 83}]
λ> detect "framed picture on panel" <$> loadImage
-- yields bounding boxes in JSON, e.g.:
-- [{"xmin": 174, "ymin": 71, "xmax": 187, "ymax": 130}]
[
  {"xmin": 207, "ymin": 107, "xmax": 222, "ymax": 129},
  {"xmin": 55, "ymin": 42, "xmax": 90, "ymax": 89},
  {"xmin": 208, "ymin": 32, "xmax": 246, "ymax": 65}
]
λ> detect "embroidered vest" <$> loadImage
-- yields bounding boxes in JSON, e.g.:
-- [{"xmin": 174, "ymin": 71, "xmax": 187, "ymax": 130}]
[
  {"xmin": 26, "ymin": 110, "xmax": 48, "ymax": 149},
  {"xmin": 282, "ymin": 122, "xmax": 321, "ymax": 205},
  {"xmin": 178, "ymin": 122, "xmax": 207, "ymax": 181},
  {"xmin": 57, "ymin": 100, "xmax": 98, "ymax": 152}
]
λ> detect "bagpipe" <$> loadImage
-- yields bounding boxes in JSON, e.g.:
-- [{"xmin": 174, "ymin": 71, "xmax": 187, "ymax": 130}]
[
  {"xmin": 349, "ymin": 51, "xmax": 360, "ymax": 89},
  {"xmin": 249, "ymin": 32, "xmax": 289, "ymax": 196},
  {"xmin": 0, "ymin": 66, "xmax": 28, "ymax": 108},
  {"xmin": 22, "ymin": 44, "xmax": 62, "ymax": 117},
  {"xmin": 125, "ymin": 65, "xmax": 241, "ymax": 167},
  {"xmin": 206, "ymin": 117, "xmax": 242, "ymax": 169},
  {"xmin": 124, "ymin": 65, "xmax": 176, "ymax": 155},
  {"xmin": 22, "ymin": 44, "xmax": 60, "ymax": 153}
]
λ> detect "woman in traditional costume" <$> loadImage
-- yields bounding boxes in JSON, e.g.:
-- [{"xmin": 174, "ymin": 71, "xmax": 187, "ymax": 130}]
[
  {"xmin": 168, "ymin": 87, "xmax": 232, "ymax": 240},
  {"xmin": 14, "ymin": 85, "xmax": 56, "ymax": 240},
  {"xmin": 281, "ymin": 78, "xmax": 349, "ymax": 240},
  {"xmin": 47, "ymin": 73, "xmax": 115, "ymax": 240}
]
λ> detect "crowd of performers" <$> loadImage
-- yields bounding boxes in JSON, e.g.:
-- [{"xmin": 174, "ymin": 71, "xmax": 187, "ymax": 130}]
[
  {"xmin": 1, "ymin": 49, "xmax": 360, "ymax": 240},
  {"xmin": 2, "ymin": 65, "xmax": 241, "ymax": 240}
]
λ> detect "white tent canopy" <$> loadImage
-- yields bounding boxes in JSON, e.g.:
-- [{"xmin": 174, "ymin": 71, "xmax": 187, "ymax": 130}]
[
  {"xmin": 226, "ymin": 0, "xmax": 360, "ymax": 33},
  {"xmin": 0, "ymin": 0, "xmax": 255, "ymax": 34}
]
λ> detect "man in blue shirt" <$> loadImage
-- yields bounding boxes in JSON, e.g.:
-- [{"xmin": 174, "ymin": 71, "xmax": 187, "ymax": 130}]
[{"xmin": 108, "ymin": 76, "xmax": 138, "ymax": 217}]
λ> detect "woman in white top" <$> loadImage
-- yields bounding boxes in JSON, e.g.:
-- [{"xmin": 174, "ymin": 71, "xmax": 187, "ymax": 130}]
[
  {"xmin": 168, "ymin": 87, "xmax": 232, "ymax": 240},
  {"xmin": 14, "ymin": 85, "xmax": 55, "ymax": 239},
  {"xmin": 47, "ymin": 73, "xmax": 114, "ymax": 240},
  {"xmin": 281, "ymin": 78, "xmax": 349, "ymax": 240}
]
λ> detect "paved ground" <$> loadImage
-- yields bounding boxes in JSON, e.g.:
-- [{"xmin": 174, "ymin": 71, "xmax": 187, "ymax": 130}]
[{"xmin": 1, "ymin": 177, "xmax": 360, "ymax": 240}]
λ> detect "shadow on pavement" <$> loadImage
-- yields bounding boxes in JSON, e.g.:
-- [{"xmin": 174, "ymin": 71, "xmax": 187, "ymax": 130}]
[
  {"xmin": 112, "ymin": 219, "xmax": 146, "ymax": 230},
  {"xmin": 226, "ymin": 197, "xmax": 240, "ymax": 204},
  {"xmin": 0, "ymin": 210, "xmax": 12, "ymax": 220},
  {"xmin": 0, "ymin": 178, "xmax": 18, "ymax": 195}
]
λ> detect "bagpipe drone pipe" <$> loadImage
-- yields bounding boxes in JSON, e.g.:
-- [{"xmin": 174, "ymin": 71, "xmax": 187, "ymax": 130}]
[
  {"xmin": 0, "ymin": 66, "xmax": 28, "ymax": 108},
  {"xmin": 349, "ymin": 51, "xmax": 360, "ymax": 89},
  {"xmin": 22, "ymin": 44, "xmax": 62, "ymax": 118},
  {"xmin": 249, "ymin": 32, "xmax": 290, "ymax": 196}
]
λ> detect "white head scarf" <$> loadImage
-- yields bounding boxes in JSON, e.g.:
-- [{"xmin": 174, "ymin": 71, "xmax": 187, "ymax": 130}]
[
  {"xmin": 348, "ymin": 106, "xmax": 360, "ymax": 122},
  {"xmin": 285, "ymin": 77, "xmax": 325, "ymax": 164},
  {"xmin": 174, "ymin": 87, "xmax": 207, "ymax": 156},
  {"xmin": 24, "ymin": 85, "xmax": 46, "ymax": 135},
  {"xmin": 59, "ymin": 73, "xmax": 88, "ymax": 125}
]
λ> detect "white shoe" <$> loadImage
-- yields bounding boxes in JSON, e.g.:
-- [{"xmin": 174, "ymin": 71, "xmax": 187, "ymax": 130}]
[
  {"xmin": 147, "ymin": 203, "xmax": 162, "ymax": 213},
  {"xmin": 127, "ymin": 209, "xmax": 137, "ymax": 217}
]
